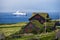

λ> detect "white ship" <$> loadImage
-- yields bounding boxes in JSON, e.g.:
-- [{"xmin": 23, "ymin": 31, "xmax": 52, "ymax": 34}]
[{"xmin": 13, "ymin": 11, "xmax": 27, "ymax": 16}]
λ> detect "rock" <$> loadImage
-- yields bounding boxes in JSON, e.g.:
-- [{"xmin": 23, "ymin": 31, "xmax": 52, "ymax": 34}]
[
  {"xmin": 0, "ymin": 33, "xmax": 5, "ymax": 40},
  {"xmin": 55, "ymin": 30, "xmax": 60, "ymax": 40}
]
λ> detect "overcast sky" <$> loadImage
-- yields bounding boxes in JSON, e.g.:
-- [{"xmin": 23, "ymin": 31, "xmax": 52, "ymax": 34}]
[{"xmin": 0, "ymin": 0, "xmax": 60, "ymax": 12}]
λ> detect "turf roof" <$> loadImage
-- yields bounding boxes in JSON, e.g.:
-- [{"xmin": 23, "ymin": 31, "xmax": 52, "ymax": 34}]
[
  {"xmin": 31, "ymin": 20, "xmax": 44, "ymax": 28},
  {"xmin": 44, "ymin": 21, "xmax": 55, "ymax": 27},
  {"xmin": 31, "ymin": 12, "xmax": 50, "ymax": 20}
]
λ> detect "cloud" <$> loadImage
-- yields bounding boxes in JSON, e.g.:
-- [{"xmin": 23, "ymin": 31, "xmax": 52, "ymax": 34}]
[{"xmin": 0, "ymin": 0, "xmax": 60, "ymax": 12}]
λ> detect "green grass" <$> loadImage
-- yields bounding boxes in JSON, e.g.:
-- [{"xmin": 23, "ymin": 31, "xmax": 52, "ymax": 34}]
[
  {"xmin": 0, "ymin": 27, "xmax": 21, "ymax": 36},
  {"xmin": 39, "ymin": 32, "xmax": 55, "ymax": 40},
  {"xmin": 56, "ymin": 26, "xmax": 60, "ymax": 29},
  {"xmin": 0, "ymin": 22, "xmax": 27, "ymax": 27},
  {"xmin": 0, "ymin": 22, "xmax": 27, "ymax": 37},
  {"xmin": 0, "ymin": 22, "xmax": 57, "ymax": 40},
  {"xmin": 7, "ymin": 31, "xmax": 56, "ymax": 40}
]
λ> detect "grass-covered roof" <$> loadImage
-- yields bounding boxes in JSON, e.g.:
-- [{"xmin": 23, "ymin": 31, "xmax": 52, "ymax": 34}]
[
  {"xmin": 31, "ymin": 20, "xmax": 44, "ymax": 28},
  {"xmin": 44, "ymin": 21, "xmax": 55, "ymax": 27},
  {"xmin": 22, "ymin": 20, "xmax": 44, "ymax": 29},
  {"xmin": 31, "ymin": 20, "xmax": 55, "ymax": 27},
  {"xmin": 31, "ymin": 12, "xmax": 50, "ymax": 20},
  {"xmin": 31, "ymin": 20, "xmax": 56, "ymax": 28}
]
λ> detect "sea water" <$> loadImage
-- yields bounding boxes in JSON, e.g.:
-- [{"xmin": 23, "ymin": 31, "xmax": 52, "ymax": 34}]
[{"xmin": 0, "ymin": 12, "xmax": 60, "ymax": 23}]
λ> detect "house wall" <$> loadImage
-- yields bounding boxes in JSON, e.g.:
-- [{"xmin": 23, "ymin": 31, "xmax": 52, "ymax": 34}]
[{"xmin": 30, "ymin": 15, "xmax": 45, "ymax": 24}]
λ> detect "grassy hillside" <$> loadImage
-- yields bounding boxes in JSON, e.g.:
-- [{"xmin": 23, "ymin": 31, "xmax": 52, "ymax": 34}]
[
  {"xmin": 0, "ymin": 22, "xmax": 59, "ymax": 40},
  {"xmin": 0, "ymin": 22, "xmax": 27, "ymax": 37},
  {"xmin": 6, "ymin": 31, "xmax": 56, "ymax": 40}
]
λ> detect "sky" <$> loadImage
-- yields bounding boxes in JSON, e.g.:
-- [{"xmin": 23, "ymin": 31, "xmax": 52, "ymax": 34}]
[{"xmin": 0, "ymin": 0, "xmax": 60, "ymax": 12}]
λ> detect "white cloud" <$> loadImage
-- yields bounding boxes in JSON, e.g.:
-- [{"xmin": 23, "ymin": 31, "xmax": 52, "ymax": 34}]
[{"xmin": 0, "ymin": 0, "xmax": 60, "ymax": 12}]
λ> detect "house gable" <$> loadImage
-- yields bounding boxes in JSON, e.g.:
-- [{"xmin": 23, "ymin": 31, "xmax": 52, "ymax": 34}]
[
  {"xmin": 29, "ymin": 14, "xmax": 45, "ymax": 24},
  {"xmin": 21, "ymin": 22, "xmax": 40, "ymax": 33}
]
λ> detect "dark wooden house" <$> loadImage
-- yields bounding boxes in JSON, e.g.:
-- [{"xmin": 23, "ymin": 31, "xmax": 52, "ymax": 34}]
[
  {"xmin": 55, "ymin": 21, "xmax": 60, "ymax": 26},
  {"xmin": 21, "ymin": 20, "xmax": 43, "ymax": 33},
  {"xmin": 29, "ymin": 13, "xmax": 51, "ymax": 24},
  {"xmin": 20, "ymin": 12, "xmax": 55, "ymax": 34},
  {"xmin": 22, "ymin": 22, "xmax": 40, "ymax": 33}
]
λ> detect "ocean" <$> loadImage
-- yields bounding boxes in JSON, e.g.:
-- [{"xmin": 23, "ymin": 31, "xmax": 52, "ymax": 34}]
[{"xmin": 0, "ymin": 12, "xmax": 60, "ymax": 23}]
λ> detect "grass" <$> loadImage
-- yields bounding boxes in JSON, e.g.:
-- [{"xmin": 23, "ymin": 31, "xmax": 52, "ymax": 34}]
[
  {"xmin": 0, "ymin": 27, "xmax": 21, "ymax": 36},
  {"xmin": 0, "ymin": 22, "xmax": 27, "ymax": 37},
  {"xmin": 39, "ymin": 32, "xmax": 56, "ymax": 40},
  {"xmin": 7, "ymin": 31, "xmax": 56, "ymax": 40},
  {"xmin": 56, "ymin": 26, "xmax": 60, "ymax": 29},
  {"xmin": 0, "ymin": 22, "xmax": 59, "ymax": 40},
  {"xmin": 0, "ymin": 22, "xmax": 27, "ymax": 27}
]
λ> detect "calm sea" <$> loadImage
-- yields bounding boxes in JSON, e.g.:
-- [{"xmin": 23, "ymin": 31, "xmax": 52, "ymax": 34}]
[{"xmin": 0, "ymin": 12, "xmax": 60, "ymax": 23}]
